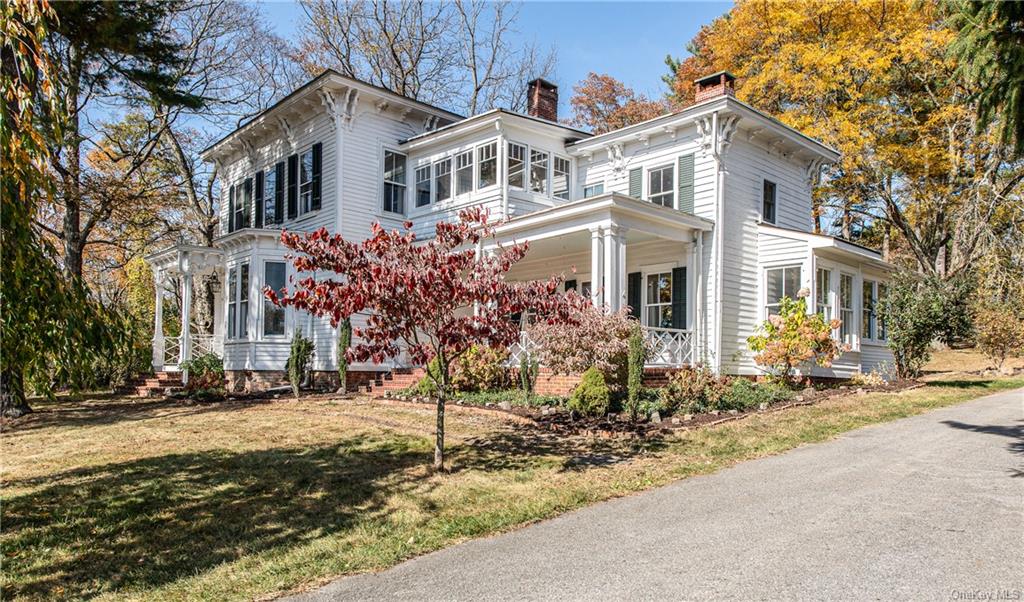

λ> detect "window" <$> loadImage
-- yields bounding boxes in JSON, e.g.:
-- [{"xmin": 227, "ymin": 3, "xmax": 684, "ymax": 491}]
[
  {"xmin": 816, "ymin": 267, "xmax": 832, "ymax": 320},
  {"xmin": 477, "ymin": 142, "xmax": 497, "ymax": 188},
  {"xmin": 382, "ymin": 150, "xmax": 406, "ymax": 214},
  {"xmin": 530, "ymin": 149, "xmax": 548, "ymax": 194},
  {"xmin": 839, "ymin": 273, "xmax": 854, "ymax": 343},
  {"xmin": 553, "ymin": 156, "xmax": 570, "ymax": 200},
  {"xmin": 645, "ymin": 272, "xmax": 673, "ymax": 328},
  {"xmin": 766, "ymin": 265, "xmax": 801, "ymax": 316},
  {"xmin": 762, "ymin": 180, "xmax": 777, "ymax": 224},
  {"xmin": 648, "ymin": 165, "xmax": 674, "ymax": 207},
  {"xmin": 507, "ymin": 142, "xmax": 526, "ymax": 189},
  {"xmin": 584, "ymin": 183, "xmax": 604, "ymax": 198},
  {"xmin": 264, "ymin": 167, "xmax": 277, "ymax": 226},
  {"xmin": 877, "ymin": 283, "xmax": 888, "ymax": 340},
  {"xmin": 238, "ymin": 263, "xmax": 249, "ymax": 338},
  {"xmin": 300, "ymin": 149, "xmax": 314, "ymax": 214},
  {"xmin": 227, "ymin": 267, "xmax": 237, "ymax": 339},
  {"xmin": 581, "ymin": 281, "xmax": 592, "ymax": 299},
  {"xmin": 863, "ymin": 280, "xmax": 877, "ymax": 340},
  {"xmin": 455, "ymin": 150, "xmax": 473, "ymax": 195},
  {"xmin": 233, "ymin": 182, "xmax": 245, "ymax": 230},
  {"xmin": 415, "ymin": 166, "xmax": 431, "ymax": 208},
  {"xmin": 264, "ymin": 262, "xmax": 286, "ymax": 336},
  {"xmin": 434, "ymin": 158, "xmax": 451, "ymax": 202}
]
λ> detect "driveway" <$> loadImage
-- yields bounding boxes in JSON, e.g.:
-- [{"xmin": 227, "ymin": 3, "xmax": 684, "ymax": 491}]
[{"xmin": 290, "ymin": 387, "xmax": 1024, "ymax": 601}]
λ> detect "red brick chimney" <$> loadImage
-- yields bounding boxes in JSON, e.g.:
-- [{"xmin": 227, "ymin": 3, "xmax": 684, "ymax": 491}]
[
  {"xmin": 527, "ymin": 78, "xmax": 558, "ymax": 122},
  {"xmin": 693, "ymin": 71, "xmax": 736, "ymax": 103}
]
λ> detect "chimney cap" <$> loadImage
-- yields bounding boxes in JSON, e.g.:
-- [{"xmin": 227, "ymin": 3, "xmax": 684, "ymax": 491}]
[
  {"xmin": 693, "ymin": 71, "xmax": 736, "ymax": 86},
  {"xmin": 528, "ymin": 78, "xmax": 558, "ymax": 91}
]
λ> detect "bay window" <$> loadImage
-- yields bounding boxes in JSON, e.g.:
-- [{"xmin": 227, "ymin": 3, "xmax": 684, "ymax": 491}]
[
  {"xmin": 383, "ymin": 150, "xmax": 406, "ymax": 214},
  {"xmin": 477, "ymin": 142, "xmax": 497, "ymax": 188},
  {"xmin": 507, "ymin": 142, "xmax": 526, "ymax": 189},
  {"xmin": 227, "ymin": 263, "xmax": 250, "ymax": 339},
  {"xmin": 530, "ymin": 149, "xmax": 549, "ymax": 194},
  {"xmin": 648, "ymin": 165, "xmax": 674, "ymax": 207},
  {"xmin": 415, "ymin": 165, "xmax": 431, "ymax": 207},
  {"xmin": 765, "ymin": 265, "xmax": 801, "ymax": 316},
  {"xmin": 553, "ymin": 156, "xmax": 570, "ymax": 200},
  {"xmin": 434, "ymin": 157, "xmax": 451, "ymax": 202},
  {"xmin": 227, "ymin": 267, "xmax": 237, "ymax": 339},
  {"xmin": 264, "ymin": 261, "xmax": 286, "ymax": 336},
  {"xmin": 455, "ymin": 150, "xmax": 473, "ymax": 195}
]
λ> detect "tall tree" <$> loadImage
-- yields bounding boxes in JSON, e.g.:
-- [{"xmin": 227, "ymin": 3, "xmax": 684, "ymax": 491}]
[
  {"xmin": 569, "ymin": 72, "xmax": 670, "ymax": 134},
  {"xmin": 297, "ymin": 0, "xmax": 555, "ymax": 115}
]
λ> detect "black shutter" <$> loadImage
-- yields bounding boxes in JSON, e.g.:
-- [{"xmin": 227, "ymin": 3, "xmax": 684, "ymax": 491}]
[
  {"xmin": 678, "ymin": 154, "xmax": 694, "ymax": 213},
  {"xmin": 627, "ymin": 272, "xmax": 642, "ymax": 320},
  {"xmin": 242, "ymin": 178, "xmax": 252, "ymax": 228},
  {"xmin": 274, "ymin": 162, "xmax": 285, "ymax": 224},
  {"xmin": 287, "ymin": 154, "xmax": 298, "ymax": 219},
  {"xmin": 628, "ymin": 168, "xmax": 642, "ymax": 199},
  {"xmin": 671, "ymin": 267, "xmax": 687, "ymax": 330},
  {"xmin": 564, "ymin": 279, "xmax": 577, "ymax": 292},
  {"xmin": 227, "ymin": 184, "xmax": 236, "ymax": 233},
  {"xmin": 311, "ymin": 142, "xmax": 322, "ymax": 211},
  {"xmin": 255, "ymin": 171, "xmax": 264, "ymax": 229}
]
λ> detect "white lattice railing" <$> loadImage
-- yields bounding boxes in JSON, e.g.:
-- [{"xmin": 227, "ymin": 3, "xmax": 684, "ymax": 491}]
[
  {"xmin": 644, "ymin": 327, "xmax": 694, "ymax": 366},
  {"xmin": 191, "ymin": 333, "xmax": 223, "ymax": 358},
  {"xmin": 163, "ymin": 336, "xmax": 181, "ymax": 366},
  {"xmin": 506, "ymin": 331, "xmax": 540, "ymax": 367}
]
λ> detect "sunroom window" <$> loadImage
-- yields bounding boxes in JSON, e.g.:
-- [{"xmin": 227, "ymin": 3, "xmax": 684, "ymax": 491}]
[
  {"xmin": 478, "ymin": 142, "xmax": 497, "ymax": 188},
  {"xmin": 415, "ymin": 165, "xmax": 431, "ymax": 207},
  {"xmin": 553, "ymin": 156, "xmax": 570, "ymax": 200},
  {"xmin": 434, "ymin": 158, "xmax": 452, "ymax": 202},
  {"xmin": 507, "ymin": 142, "xmax": 526, "ymax": 189},
  {"xmin": 839, "ymin": 273, "xmax": 854, "ymax": 343},
  {"xmin": 862, "ymin": 280, "xmax": 877, "ymax": 340},
  {"xmin": 815, "ymin": 267, "xmax": 832, "ymax": 320},
  {"xmin": 455, "ymin": 150, "xmax": 473, "ymax": 195},
  {"xmin": 530, "ymin": 149, "xmax": 549, "ymax": 194},
  {"xmin": 765, "ymin": 265, "xmax": 801, "ymax": 316}
]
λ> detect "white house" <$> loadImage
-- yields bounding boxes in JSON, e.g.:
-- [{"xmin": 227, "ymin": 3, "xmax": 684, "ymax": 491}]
[{"xmin": 146, "ymin": 70, "xmax": 894, "ymax": 390}]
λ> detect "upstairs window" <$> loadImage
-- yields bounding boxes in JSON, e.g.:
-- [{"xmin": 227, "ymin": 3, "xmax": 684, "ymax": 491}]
[
  {"xmin": 415, "ymin": 165, "xmax": 431, "ymax": 208},
  {"xmin": 478, "ymin": 142, "xmax": 497, "ymax": 188},
  {"xmin": 507, "ymin": 142, "xmax": 526, "ymax": 189},
  {"xmin": 839, "ymin": 273, "xmax": 854, "ymax": 343},
  {"xmin": 434, "ymin": 158, "xmax": 452, "ymax": 202},
  {"xmin": 553, "ymin": 156, "xmax": 570, "ymax": 200},
  {"xmin": 264, "ymin": 261, "xmax": 286, "ymax": 337},
  {"xmin": 766, "ymin": 265, "xmax": 801, "ymax": 316},
  {"xmin": 455, "ymin": 150, "xmax": 474, "ymax": 195},
  {"xmin": 383, "ymin": 150, "xmax": 406, "ymax": 214},
  {"xmin": 649, "ymin": 165, "xmax": 674, "ymax": 208},
  {"xmin": 530, "ymin": 149, "xmax": 548, "ymax": 194},
  {"xmin": 264, "ymin": 167, "xmax": 277, "ymax": 226},
  {"xmin": 584, "ymin": 183, "xmax": 604, "ymax": 198},
  {"xmin": 762, "ymin": 179, "xmax": 777, "ymax": 224},
  {"xmin": 300, "ymin": 149, "xmax": 314, "ymax": 214}
]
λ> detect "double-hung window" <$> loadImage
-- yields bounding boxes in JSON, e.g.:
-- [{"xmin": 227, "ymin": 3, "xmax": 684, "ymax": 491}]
[
  {"xmin": 553, "ymin": 156, "xmax": 570, "ymax": 200},
  {"xmin": 815, "ymin": 267, "xmax": 832, "ymax": 320},
  {"xmin": 877, "ymin": 283, "xmax": 888, "ymax": 340},
  {"xmin": 263, "ymin": 261, "xmax": 286, "ymax": 336},
  {"xmin": 383, "ymin": 150, "xmax": 406, "ymax": 214},
  {"xmin": 645, "ymin": 272, "xmax": 673, "ymax": 328},
  {"xmin": 264, "ymin": 167, "xmax": 277, "ymax": 225},
  {"xmin": 862, "ymin": 280, "xmax": 878, "ymax": 340},
  {"xmin": 227, "ymin": 267, "xmax": 237, "ymax": 339},
  {"xmin": 477, "ymin": 142, "xmax": 497, "ymax": 188},
  {"xmin": 839, "ymin": 273, "xmax": 854, "ymax": 343},
  {"xmin": 765, "ymin": 265, "xmax": 801, "ymax": 316},
  {"xmin": 455, "ymin": 150, "xmax": 473, "ymax": 195},
  {"xmin": 415, "ymin": 165, "xmax": 431, "ymax": 207},
  {"xmin": 228, "ymin": 263, "xmax": 250, "ymax": 339},
  {"xmin": 434, "ymin": 158, "xmax": 452, "ymax": 202},
  {"xmin": 530, "ymin": 149, "xmax": 549, "ymax": 194},
  {"xmin": 233, "ymin": 181, "xmax": 246, "ymax": 229},
  {"xmin": 648, "ymin": 165, "xmax": 674, "ymax": 207},
  {"xmin": 300, "ymin": 149, "xmax": 314, "ymax": 214},
  {"xmin": 584, "ymin": 183, "xmax": 604, "ymax": 198},
  {"xmin": 762, "ymin": 180, "xmax": 777, "ymax": 224},
  {"xmin": 507, "ymin": 142, "xmax": 526, "ymax": 189}
]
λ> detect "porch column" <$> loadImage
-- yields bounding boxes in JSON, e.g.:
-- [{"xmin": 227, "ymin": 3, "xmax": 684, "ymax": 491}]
[
  {"xmin": 589, "ymin": 226, "xmax": 603, "ymax": 306},
  {"xmin": 603, "ymin": 225, "xmax": 625, "ymax": 312},
  {"xmin": 152, "ymin": 269, "xmax": 164, "ymax": 371},
  {"xmin": 179, "ymin": 272, "xmax": 193, "ymax": 366}
]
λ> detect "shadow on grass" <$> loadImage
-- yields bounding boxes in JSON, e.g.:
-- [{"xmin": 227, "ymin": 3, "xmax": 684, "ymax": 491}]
[
  {"xmin": 3, "ymin": 434, "xmax": 434, "ymax": 599},
  {"xmin": 925, "ymin": 379, "xmax": 1000, "ymax": 389}
]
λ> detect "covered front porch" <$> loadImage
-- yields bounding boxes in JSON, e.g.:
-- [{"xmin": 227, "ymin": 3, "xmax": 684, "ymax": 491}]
[
  {"xmin": 146, "ymin": 245, "xmax": 226, "ymax": 374},
  {"xmin": 487, "ymin": 192, "xmax": 714, "ymax": 367}
]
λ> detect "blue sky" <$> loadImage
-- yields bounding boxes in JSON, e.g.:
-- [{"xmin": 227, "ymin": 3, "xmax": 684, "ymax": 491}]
[{"xmin": 259, "ymin": 1, "xmax": 733, "ymax": 115}]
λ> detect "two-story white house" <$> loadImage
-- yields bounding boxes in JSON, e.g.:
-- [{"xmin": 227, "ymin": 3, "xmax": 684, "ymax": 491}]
[{"xmin": 146, "ymin": 70, "xmax": 894, "ymax": 391}]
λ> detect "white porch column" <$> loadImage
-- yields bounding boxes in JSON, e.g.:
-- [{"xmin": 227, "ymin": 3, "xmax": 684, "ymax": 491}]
[
  {"xmin": 603, "ymin": 225, "xmax": 625, "ymax": 312},
  {"xmin": 589, "ymin": 226, "xmax": 604, "ymax": 306},
  {"xmin": 152, "ymin": 269, "xmax": 165, "ymax": 371},
  {"xmin": 179, "ymin": 272, "xmax": 193, "ymax": 367}
]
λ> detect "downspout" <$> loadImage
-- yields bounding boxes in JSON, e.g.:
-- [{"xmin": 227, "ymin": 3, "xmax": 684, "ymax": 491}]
[
  {"xmin": 710, "ymin": 110, "xmax": 725, "ymax": 373},
  {"xmin": 496, "ymin": 121, "xmax": 508, "ymax": 219}
]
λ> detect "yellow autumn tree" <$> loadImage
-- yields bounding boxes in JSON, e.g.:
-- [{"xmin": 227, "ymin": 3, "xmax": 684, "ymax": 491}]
[{"xmin": 667, "ymin": 0, "xmax": 1024, "ymax": 280}]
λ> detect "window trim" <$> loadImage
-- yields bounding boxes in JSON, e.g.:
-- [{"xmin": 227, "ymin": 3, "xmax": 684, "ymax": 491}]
[{"xmin": 647, "ymin": 163, "xmax": 675, "ymax": 209}]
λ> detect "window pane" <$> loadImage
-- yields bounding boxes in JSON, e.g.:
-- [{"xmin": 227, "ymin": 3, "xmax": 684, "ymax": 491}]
[
  {"xmin": 301, "ymin": 151, "xmax": 314, "ymax": 185},
  {"xmin": 507, "ymin": 143, "xmax": 525, "ymax": 189},
  {"xmin": 478, "ymin": 142, "xmax": 497, "ymax": 188},
  {"xmin": 553, "ymin": 156, "xmax": 570, "ymax": 200},
  {"xmin": 530, "ymin": 150, "xmax": 548, "ymax": 194},
  {"xmin": 415, "ymin": 166, "xmax": 431, "ymax": 207},
  {"xmin": 784, "ymin": 266, "xmax": 800, "ymax": 298},
  {"xmin": 456, "ymin": 151, "xmax": 473, "ymax": 195},
  {"xmin": 384, "ymin": 151, "xmax": 405, "ymax": 184},
  {"xmin": 264, "ymin": 169, "xmax": 277, "ymax": 225},
  {"xmin": 435, "ymin": 159, "xmax": 451, "ymax": 202},
  {"xmin": 763, "ymin": 180, "xmax": 776, "ymax": 223},
  {"xmin": 767, "ymin": 268, "xmax": 784, "ymax": 307},
  {"xmin": 227, "ymin": 267, "xmax": 237, "ymax": 339},
  {"xmin": 239, "ymin": 263, "xmax": 249, "ymax": 337},
  {"xmin": 646, "ymin": 274, "xmax": 659, "ymax": 305},
  {"xmin": 264, "ymin": 262, "xmax": 286, "ymax": 336},
  {"xmin": 649, "ymin": 165, "xmax": 673, "ymax": 207},
  {"xmin": 584, "ymin": 183, "xmax": 604, "ymax": 198}
]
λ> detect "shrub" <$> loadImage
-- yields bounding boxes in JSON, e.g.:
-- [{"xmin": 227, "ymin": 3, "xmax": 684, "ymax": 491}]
[
  {"xmin": 879, "ymin": 272, "xmax": 970, "ymax": 378},
  {"xmin": 624, "ymin": 324, "xmax": 645, "ymax": 421},
  {"xmin": 180, "ymin": 352, "xmax": 225, "ymax": 400},
  {"xmin": 519, "ymin": 350, "xmax": 539, "ymax": 394},
  {"xmin": 568, "ymin": 367, "xmax": 610, "ymax": 417},
  {"xmin": 454, "ymin": 389, "xmax": 564, "ymax": 408},
  {"xmin": 659, "ymin": 364, "xmax": 730, "ymax": 415},
  {"xmin": 452, "ymin": 345, "xmax": 510, "ymax": 392},
  {"xmin": 747, "ymin": 293, "xmax": 844, "ymax": 385},
  {"xmin": 528, "ymin": 305, "xmax": 635, "ymax": 385},
  {"xmin": 974, "ymin": 301, "xmax": 1024, "ymax": 370},
  {"xmin": 409, "ymin": 357, "xmax": 443, "ymax": 397},
  {"xmin": 285, "ymin": 332, "xmax": 315, "ymax": 398},
  {"xmin": 721, "ymin": 378, "xmax": 792, "ymax": 411}
]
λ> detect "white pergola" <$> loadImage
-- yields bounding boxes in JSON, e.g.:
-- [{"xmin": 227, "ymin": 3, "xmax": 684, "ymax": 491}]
[{"xmin": 146, "ymin": 244, "xmax": 225, "ymax": 373}]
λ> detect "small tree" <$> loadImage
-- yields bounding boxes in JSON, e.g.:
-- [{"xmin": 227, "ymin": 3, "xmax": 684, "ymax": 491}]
[
  {"xmin": 286, "ymin": 331, "xmax": 315, "ymax": 399},
  {"xmin": 624, "ymin": 323, "xmax": 645, "ymax": 421},
  {"xmin": 878, "ymin": 272, "xmax": 967, "ymax": 378},
  {"xmin": 336, "ymin": 317, "xmax": 352, "ymax": 394},
  {"xmin": 747, "ymin": 291, "xmax": 845, "ymax": 386},
  {"xmin": 269, "ymin": 208, "xmax": 582, "ymax": 471},
  {"xmin": 974, "ymin": 301, "xmax": 1024, "ymax": 370}
]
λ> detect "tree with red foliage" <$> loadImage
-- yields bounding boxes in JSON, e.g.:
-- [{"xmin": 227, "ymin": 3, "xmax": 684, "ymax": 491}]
[
  {"xmin": 268, "ymin": 207, "xmax": 586, "ymax": 470},
  {"xmin": 569, "ymin": 72, "xmax": 670, "ymax": 134}
]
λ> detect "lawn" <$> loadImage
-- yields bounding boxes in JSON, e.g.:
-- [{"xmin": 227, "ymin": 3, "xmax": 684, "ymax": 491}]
[{"xmin": 2, "ymin": 366, "xmax": 1022, "ymax": 600}]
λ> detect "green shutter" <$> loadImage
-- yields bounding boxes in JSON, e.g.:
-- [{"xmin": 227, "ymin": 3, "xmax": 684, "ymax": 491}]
[
  {"xmin": 671, "ymin": 267, "xmax": 687, "ymax": 329},
  {"xmin": 627, "ymin": 272, "xmax": 642, "ymax": 319},
  {"xmin": 678, "ymin": 154, "xmax": 694, "ymax": 213},
  {"xmin": 628, "ymin": 167, "xmax": 642, "ymax": 199}
]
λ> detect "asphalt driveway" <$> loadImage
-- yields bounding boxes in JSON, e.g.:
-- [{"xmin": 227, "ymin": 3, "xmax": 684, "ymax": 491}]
[{"xmin": 290, "ymin": 387, "xmax": 1024, "ymax": 601}]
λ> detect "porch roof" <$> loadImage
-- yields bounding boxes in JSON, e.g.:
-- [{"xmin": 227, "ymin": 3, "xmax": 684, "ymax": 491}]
[
  {"xmin": 487, "ymin": 192, "xmax": 712, "ymax": 247},
  {"xmin": 145, "ymin": 244, "xmax": 224, "ymax": 277},
  {"xmin": 759, "ymin": 223, "xmax": 895, "ymax": 271}
]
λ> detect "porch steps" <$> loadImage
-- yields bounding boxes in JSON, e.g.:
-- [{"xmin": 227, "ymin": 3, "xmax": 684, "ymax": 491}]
[
  {"xmin": 359, "ymin": 368, "xmax": 425, "ymax": 397},
  {"xmin": 115, "ymin": 371, "xmax": 184, "ymax": 397}
]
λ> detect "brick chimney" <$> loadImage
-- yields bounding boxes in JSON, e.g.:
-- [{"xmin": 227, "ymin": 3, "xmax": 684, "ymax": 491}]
[
  {"xmin": 693, "ymin": 71, "xmax": 736, "ymax": 103},
  {"xmin": 527, "ymin": 78, "xmax": 558, "ymax": 122}
]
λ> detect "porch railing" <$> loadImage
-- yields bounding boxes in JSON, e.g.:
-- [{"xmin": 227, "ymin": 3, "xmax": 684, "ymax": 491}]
[
  {"xmin": 505, "ymin": 327, "xmax": 694, "ymax": 368},
  {"xmin": 163, "ymin": 336, "xmax": 181, "ymax": 367},
  {"xmin": 191, "ymin": 333, "xmax": 224, "ymax": 358}
]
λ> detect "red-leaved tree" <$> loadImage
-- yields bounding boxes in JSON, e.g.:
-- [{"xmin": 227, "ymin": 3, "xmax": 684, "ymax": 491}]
[{"xmin": 268, "ymin": 207, "xmax": 586, "ymax": 470}]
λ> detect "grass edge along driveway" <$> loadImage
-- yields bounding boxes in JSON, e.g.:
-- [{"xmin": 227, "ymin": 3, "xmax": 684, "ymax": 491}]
[{"xmin": 1, "ymin": 376, "xmax": 1021, "ymax": 601}]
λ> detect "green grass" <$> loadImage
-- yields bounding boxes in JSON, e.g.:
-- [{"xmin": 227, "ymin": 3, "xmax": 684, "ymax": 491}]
[{"xmin": 2, "ymin": 373, "xmax": 1021, "ymax": 601}]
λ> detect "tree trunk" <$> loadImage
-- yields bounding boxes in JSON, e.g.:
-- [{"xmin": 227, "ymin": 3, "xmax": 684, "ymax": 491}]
[
  {"xmin": 434, "ymin": 395, "xmax": 446, "ymax": 471},
  {"xmin": 62, "ymin": 48, "xmax": 85, "ymax": 280},
  {"xmin": 1, "ymin": 367, "xmax": 31, "ymax": 418}
]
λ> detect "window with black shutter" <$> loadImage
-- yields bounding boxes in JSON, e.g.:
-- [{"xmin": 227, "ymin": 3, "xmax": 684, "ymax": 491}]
[
  {"xmin": 254, "ymin": 171, "xmax": 264, "ymax": 228},
  {"xmin": 287, "ymin": 154, "xmax": 298, "ymax": 219},
  {"xmin": 311, "ymin": 142, "xmax": 322, "ymax": 211},
  {"xmin": 227, "ymin": 184, "xmax": 236, "ymax": 233},
  {"xmin": 274, "ymin": 161, "xmax": 285, "ymax": 224}
]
